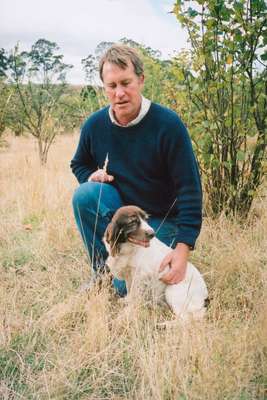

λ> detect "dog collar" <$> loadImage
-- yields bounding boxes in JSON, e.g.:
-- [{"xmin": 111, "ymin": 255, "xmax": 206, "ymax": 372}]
[{"xmin": 128, "ymin": 237, "xmax": 150, "ymax": 248}]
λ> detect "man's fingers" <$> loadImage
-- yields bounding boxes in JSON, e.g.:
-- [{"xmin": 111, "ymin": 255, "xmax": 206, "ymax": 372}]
[
  {"xmin": 107, "ymin": 174, "xmax": 114, "ymax": 182},
  {"xmin": 160, "ymin": 271, "xmax": 183, "ymax": 284},
  {"xmin": 160, "ymin": 269, "xmax": 175, "ymax": 283},
  {"xmin": 89, "ymin": 171, "xmax": 114, "ymax": 182},
  {"xmin": 159, "ymin": 253, "xmax": 171, "ymax": 272}
]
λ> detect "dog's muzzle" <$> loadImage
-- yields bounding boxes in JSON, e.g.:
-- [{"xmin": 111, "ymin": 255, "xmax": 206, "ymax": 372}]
[{"xmin": 128, "ymin": 229, "xmax": 155, "ymax": 247}]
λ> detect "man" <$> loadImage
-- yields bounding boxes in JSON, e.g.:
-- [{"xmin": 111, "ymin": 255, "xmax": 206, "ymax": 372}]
[{"xmin": 71, "ymin": 44, "xmax": 202, "ymax": 296}]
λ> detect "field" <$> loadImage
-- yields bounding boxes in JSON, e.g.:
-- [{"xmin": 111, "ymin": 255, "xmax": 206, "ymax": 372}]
[{"xmin": 0, "ymin": 134, "xmax": 266, "ymax": 399}]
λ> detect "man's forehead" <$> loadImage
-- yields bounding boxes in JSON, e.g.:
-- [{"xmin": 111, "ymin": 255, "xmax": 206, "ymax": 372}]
[{"xmin": 102, "ymin": 61, "xmax": 135, "ymax": 80}]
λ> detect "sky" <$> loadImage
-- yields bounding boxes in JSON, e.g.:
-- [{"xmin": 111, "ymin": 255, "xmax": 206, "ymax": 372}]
[{"xmin": 1, "ymin": 0, "xmax": 189, "ymax": 84}]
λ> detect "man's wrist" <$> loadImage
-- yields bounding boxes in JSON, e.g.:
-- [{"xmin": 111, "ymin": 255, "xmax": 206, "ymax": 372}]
[
  {"xmin": 175, "ymin": 242, "xmax": 193, "ymax": 251},
  {"xmin": 175, "ymin": 242, "xmax": 190, "ymax": 256}
]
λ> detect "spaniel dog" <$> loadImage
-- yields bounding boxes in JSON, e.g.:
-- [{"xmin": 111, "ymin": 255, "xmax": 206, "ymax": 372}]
[{"xmin": 103, "ymin": 205, "xmax": 208, "ymax": 321}]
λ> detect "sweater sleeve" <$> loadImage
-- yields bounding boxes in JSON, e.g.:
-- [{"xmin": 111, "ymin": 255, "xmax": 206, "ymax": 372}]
[
  {"xmin": 70, "ymin": 120, "xmax": 98, "ymax": 184},
  {"xmin": 162, "ymin": 117, "xmax": 202, "ymax": 249}
]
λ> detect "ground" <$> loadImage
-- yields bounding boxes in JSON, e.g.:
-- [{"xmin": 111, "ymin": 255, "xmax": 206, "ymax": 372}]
[{"xmin": 0, "ymin": 134, "xmax": 266, "ymax": 399}]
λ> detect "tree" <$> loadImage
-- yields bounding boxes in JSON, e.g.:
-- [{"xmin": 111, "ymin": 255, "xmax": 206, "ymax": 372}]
[
  {"xmin": 0, "ymin": 49, "xmax": 14, "ymax": 142},
  {"xmin": 0, "ymin": 48, "xmax": 9, "ymax": 78},
  {"xmin": 7, "ymin": 39, "xmax": 73, "ymax": 164},
  {"xmin": 81, "ymin": 53, "xmax": 106, "ymax": 112},
  {"xmin": 173, "ymin": 0, "xmax": 267, "ymax": 217}
]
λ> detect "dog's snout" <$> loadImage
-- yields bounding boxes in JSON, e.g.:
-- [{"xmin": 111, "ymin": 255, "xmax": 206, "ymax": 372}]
[{"xmin": 145, "ymin": 229, "xmax": 155, "ymax": 240}]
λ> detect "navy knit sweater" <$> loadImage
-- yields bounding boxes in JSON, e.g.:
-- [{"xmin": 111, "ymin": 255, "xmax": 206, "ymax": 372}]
[{"xmin": 70, "ymin": 103, "xmax": 202, "ymax": 248}]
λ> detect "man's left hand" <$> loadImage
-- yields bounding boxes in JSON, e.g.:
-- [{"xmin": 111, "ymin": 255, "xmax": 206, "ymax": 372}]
[{"xmin": 159, "ymin": 243, "xmax": 189, "ymax": 285}]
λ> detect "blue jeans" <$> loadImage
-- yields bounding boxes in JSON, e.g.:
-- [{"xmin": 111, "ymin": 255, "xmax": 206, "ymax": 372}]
[{"xmin": 72, "ymin": 182, "xmax": 179, "ymax": 296}]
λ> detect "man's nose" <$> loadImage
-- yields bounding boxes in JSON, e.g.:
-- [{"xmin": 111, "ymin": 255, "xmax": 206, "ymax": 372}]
[{"xmin": 115, "ymin": 86, "xmax": 125, "ymax": 98}]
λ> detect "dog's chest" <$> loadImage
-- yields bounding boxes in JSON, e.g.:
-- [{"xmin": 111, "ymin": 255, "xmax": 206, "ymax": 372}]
[
  {"xmin": 130, "ymin": 256, "xmax": 166, "ymax": 301},
  {"xmin": 131, "ymin": 239, "xmax": 170, "ymax": 279}
]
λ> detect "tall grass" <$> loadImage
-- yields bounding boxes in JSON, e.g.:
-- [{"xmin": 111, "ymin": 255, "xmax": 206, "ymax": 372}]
[{"xmin": 0, "ymin": 134, "xmax": 266, "ymax": 399}]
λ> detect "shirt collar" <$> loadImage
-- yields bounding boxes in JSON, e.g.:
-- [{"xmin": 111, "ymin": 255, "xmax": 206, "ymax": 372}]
[{"xmin": 109, "ymin": 96, "xmax": 151, "ymax": 127}]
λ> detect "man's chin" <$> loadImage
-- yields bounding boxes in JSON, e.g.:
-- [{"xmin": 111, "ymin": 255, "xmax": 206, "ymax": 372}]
[
  {"xmin": 114, "ymin": 109, "xmax": 132, "ymax": 123},
  {"xmin": 115, "ymin": 104, "xmax": 130, "ymax": 113}
]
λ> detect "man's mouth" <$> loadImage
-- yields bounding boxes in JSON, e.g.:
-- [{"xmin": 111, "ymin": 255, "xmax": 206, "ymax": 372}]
[
  {"xmin": 116, "ymin": 101, "xmax": 128, "ymax": 106},
  {"xmin": 128, "ymin": 237, "xmax": 150, "ymax": 247}
]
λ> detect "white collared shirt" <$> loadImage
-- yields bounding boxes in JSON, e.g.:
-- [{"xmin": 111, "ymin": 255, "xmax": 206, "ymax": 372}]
[{"xmin": 109, "ymin": 96, "xmax": 151, "ymax": 127}]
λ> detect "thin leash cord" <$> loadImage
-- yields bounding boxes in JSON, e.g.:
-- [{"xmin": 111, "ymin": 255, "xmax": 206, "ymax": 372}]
[
  {"xmin": 91, "ymin": 182, "xmax": 103, "ymax": 273},
  {"xmin": 77, "ymin": 200, "xmax": 103, "ymax": 278},
  {"xmin": 155, "ymin": 198, "xmax": 177, "ymax": 235},
  {"xmin": 76, "ymin": 154, "xmax": 109, "ymax": 277},
  {"xmin": 91, "ymin": 153, "xmax": 109, "ymax": 273},
  {"xmin": 77, "ymin": 205, "xmax": 91, "ymax": 265}
]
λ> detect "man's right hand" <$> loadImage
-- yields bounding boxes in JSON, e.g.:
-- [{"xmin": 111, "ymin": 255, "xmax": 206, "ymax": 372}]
[{"xmin": 88, "ymin": 169, "xmax": 114, "ymax": 183}]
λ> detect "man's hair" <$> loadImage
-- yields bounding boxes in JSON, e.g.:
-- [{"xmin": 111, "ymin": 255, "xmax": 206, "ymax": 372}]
[{"xmin": 99, "ymin": 44, "xmax": 144, "ymax": 81}]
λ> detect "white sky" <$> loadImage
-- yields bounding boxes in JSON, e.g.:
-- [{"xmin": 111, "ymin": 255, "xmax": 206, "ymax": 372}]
[{"xmin": 1, "ymin": 0, "xmax": 189, "ymax": 84}]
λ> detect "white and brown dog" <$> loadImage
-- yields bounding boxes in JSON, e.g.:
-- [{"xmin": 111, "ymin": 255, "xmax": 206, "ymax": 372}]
[{"xmin": 103, "ymin": 205, "xmax": 208, "ymax": 320}]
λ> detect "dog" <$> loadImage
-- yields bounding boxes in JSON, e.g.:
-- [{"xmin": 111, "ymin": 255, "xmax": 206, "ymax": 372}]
[{"xmin": 103, "ymin": 205, "xmax": 208, "ymax": 321}]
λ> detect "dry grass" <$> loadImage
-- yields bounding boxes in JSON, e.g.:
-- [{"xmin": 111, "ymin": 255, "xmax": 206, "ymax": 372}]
[{"xmin": 0, "ymin": 134, "xmax": 266, "ymax": 400}]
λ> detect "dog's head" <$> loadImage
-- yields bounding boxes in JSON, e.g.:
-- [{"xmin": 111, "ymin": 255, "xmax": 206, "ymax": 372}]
[{"xmin": 104, "ymin": 206, "xmax": 155, "ymax": 256}]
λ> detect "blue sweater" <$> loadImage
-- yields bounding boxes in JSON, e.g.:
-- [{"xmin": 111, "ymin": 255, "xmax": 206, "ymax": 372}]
[{"xmin": 70, "ymin": 103, "xmax": 202, "ymax": 248}]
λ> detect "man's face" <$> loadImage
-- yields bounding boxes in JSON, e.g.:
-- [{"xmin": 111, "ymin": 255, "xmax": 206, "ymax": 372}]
[{"xmin": 102, "ymin": 61, "xmax": 144, "ymax": 125}]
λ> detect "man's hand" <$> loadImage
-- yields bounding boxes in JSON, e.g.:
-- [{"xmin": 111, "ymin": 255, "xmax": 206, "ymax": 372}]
[
  {"xmin": 89, "ymin": 169, "xmax": 114, "ymax": 183},
  {"xmin": 159, "ymin": 243, "xmax": 189, "ymax": 285}
]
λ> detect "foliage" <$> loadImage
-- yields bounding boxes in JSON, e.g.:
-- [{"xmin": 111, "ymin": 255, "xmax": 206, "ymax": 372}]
[
  {"xmin": 0, "ymin": 80, "xmax": 13, "ymax": 140},
  {"xmin": 172, "ymin": 0, "xmax": 267, "ymax": 217},
  {"xmin": 56, "ymin": 86, "xmax": 98, "ymax": 133},
  {"xmin": 81, "ymin": 43, "xmax": 111, "ymax": 110},
  {"xmin": 6, "ymin": 39, "xmax": 73, "ymax": 164},
  {"xmin": 0, "ymin": 48, "xmax": 9, "ymax": 78},
  {"xmin": 0, "ymin": 49, "xmax": 15, "ymax": 140}
]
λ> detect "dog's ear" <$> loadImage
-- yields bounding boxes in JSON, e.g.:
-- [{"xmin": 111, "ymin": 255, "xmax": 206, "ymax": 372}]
[
  {"xmin": 105, "ymin": 222, "xmax": 123, "ymax": 257},
  {"xmin": 139, "ymin": 209, "xmax": 149, "ymax": 220}
]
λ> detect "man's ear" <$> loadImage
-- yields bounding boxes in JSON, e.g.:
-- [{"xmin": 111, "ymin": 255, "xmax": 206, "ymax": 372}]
[
  {"xmin": 105, "ymin": 222, "xmax": 122, "ymax": 257},
  {"xmin": 139, "ymin": 74, "xmax": 145, "ymax": 88}
]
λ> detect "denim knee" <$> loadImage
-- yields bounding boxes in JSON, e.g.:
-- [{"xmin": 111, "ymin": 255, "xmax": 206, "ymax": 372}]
[{"xmin": 72, "ymin": 182, "xmax": 102, "ymax": 211}]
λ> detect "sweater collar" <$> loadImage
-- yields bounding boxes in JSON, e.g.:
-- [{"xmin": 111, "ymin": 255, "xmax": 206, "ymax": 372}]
[{"xmin": 108, "ymin": 96, "xmax": 151, "ymax": 127}]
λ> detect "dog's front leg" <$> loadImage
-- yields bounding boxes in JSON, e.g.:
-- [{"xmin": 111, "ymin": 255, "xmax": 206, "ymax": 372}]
[
  {"xmin": 106, "ymin": 256, "xmax": 131, "ymax": 282},
  {"xmin": 125, "ymin": 270, "xmax": 133, "ymax": 293}
]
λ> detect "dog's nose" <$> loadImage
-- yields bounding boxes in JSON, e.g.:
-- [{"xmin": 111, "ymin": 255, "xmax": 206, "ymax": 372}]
[{"xmin": 145, "ymin": 229, "xmax": 155, "ymax": 240}]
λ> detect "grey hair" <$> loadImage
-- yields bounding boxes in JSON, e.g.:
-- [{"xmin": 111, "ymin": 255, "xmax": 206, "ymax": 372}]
[{"xmin": 99, "ymin": 44, "xmax": 144, "ymax": 81}]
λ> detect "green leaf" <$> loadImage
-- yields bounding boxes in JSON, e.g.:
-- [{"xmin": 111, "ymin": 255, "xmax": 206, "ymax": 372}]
[
  {"xmin": 188, "ymin": 7, "xmax": 198, "ymax": 18},
  {"xmin": 211, "ymin": 158, "xmax": 220, "ymax": 168},
  {"xmin": 237, "ymin": 150, "xmax": 245, "ymax": 161},
  {"xmin": 225, "ymin": 118, "xmax": 232, "ymax": 128}
]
